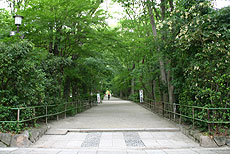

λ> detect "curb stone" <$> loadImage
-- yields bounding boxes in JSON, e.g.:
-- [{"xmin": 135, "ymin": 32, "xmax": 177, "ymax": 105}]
[
  {"xmin": 179, "ymin": 125, "xmax": 229, "ymax": 148},
  {"xmin": 0, "ymin": 124, "xmax": 49, "ymax": 147}
]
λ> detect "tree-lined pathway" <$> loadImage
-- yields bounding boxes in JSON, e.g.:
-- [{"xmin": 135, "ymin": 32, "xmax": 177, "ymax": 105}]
[
  {"xmin": 46, "ymin": 96, "xmax": 177, "ymax": 130},
  {"xmin": 1, "ymin": 97, "xmax": 230, "ymax": 153},
  {"xmin": 31, "ymin": 97, "xmax": 199, "ymax": 149}
]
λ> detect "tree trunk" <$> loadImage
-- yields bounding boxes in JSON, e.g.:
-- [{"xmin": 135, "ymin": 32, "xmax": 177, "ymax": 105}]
[
  {"xmin": 147, "ymin": 2, "xmax": 157, "ymax": 37},
  {"xmin": 49, "ymin": 42, "xmax": 53, "ymax": 53},
  {"xmin": 54, "ymin": 43, "xmax": 59, "ymax": 56},
  {"xmin": 131, "ymin": 77, "xmax": 135, "ymax": 96},
  {"xmin": 72, "ymin": 82, "xmax": 78, "ymax": 101},
  {"xmin": 167, "ymin": 69, "xmax": 174, "ymax": 104},
  {"xmin": 120, "ymin": 91, "xmax": 123, "ymax": 98},
  {"xmin": 147, "ymin": 1, "xmax": 168, "ymax": 103},
  {"xmin": 152, "ymin": 79, "xmax": 157, "ymax": 101},
  {"xmin": 63, "ymin": 76, "xmax": 71, "ymax": 100}
]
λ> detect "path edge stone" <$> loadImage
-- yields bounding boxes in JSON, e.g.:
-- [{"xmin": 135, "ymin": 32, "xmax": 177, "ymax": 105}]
[
  {"xmin": 179, "ymin": 125, "xmax": 230, "ymax": 148},
  {"xmin": 0, "ymin": 124, "xmax": 49, "ymax": 148}
]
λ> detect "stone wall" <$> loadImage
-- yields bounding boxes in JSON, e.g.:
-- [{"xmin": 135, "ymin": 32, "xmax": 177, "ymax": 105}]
[
  {"xmin": 0, "ymin": 125, "xmax": 49, "ymax": 147},
  {"xmin": 179, "ymin": 125, "xmax": 230, "ymax": 148}
]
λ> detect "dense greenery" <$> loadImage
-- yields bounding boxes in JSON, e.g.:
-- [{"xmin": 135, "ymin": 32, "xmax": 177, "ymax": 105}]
[
  {"xmin": 0, "ymin": 0, "xmax": 229, "ymax": 133},
  {"xmin": 0, "ymin": 0, "xmax": 114, "ymax": 132},
  {"xmin": 109, "ymin": 0, "xmax": 230, "ymax": 133}
]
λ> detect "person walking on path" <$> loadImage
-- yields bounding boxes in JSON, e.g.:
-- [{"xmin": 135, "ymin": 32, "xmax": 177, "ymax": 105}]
[
  {"xmin": 108, "ymin": 93, "xmax": 110, "ymax": 100},
  {"xmin": 107, "ymin": 90, "xmax": 111, "ymax": 100}
]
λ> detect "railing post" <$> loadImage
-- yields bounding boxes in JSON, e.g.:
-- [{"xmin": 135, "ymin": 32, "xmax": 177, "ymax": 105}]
[
  {"xmin": 64, "ymin": 103, "xmax": 67, "ymax": 119},
  {"xmin": 71, "ymin": 102, "xmax": 74, "ymax": 116},
  {"xmin": 179, "ymin": 107, "xmax": 182, "ymax": 124},
  {"xmin": 17, "ymin": 108, "xmax": 20, "ymax": 126},
  {"xmin": 57, "ymin": 112, "xmax": 59, "ymax": 120},
  {"xmin": 45, "ymin": 106, "xmax": 48, "ymax": 124},
  {"xmin": 33, "ymin": 108, "xmax": 35, "ymax": 116},
  {"xmin": 192, "ymin": 107, "xmax": 195, "ymax": 129},
  {"xmin": 207, "ymin": 109, "xmax": 211, "ymax": 132},
  {"xmin": 33, "ymin": 108, "xmax": 36, "ymax": 124},
  {"xmin": 162, "ymin": 102, "xmax": 164, "ymax": 117},
  {"xmin": 169, "ymin": 103, "xmax": 171, "ymax": 119},
  {"xmin": 75, "ymin": 101, "xmax": 78, "ymax": 114},
  {"xmin": 84, "ymin": 101, "xmax": 86, "ymax": 110},
  {"xmin": 173, "ymin": 103, "xmax": 176, "ymax": 121}
]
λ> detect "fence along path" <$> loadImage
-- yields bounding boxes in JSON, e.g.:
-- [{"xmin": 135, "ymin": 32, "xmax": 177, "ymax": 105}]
[
  {"xmin": 46, "ymin": 96, "xmax": 177, "ymax": 131},
  {"xmin": 30, "ymin": 96, "xmax": 201, "ymax": 151}
]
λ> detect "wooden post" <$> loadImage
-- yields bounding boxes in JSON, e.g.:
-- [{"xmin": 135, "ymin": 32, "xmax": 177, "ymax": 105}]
[
  {"xmin": 64, "ymin": 103, "xmax": 67, "ymax": 119},
  {"xmin": 71, "ymin": 102, "xmax": 74, "ymax": 116},
  {"xmin": 169, "ymin": 103, "xmax": 171, "ymax": 120},
  {"xmin": 179, "ymin": 107, "xmax": 182, "ymax": 124},
  {"xmin": 192, "ymin": 107, "xmax": 195, "ymax": 129},
  {"xmin": 173, "ymin": 103, "xmax": 176, "ymax": 121},
  {"xmin": 207, "ymin": 109, "xmax": 211, "ymax": 132},
  {"xmin": 45, "ymin": 106, "xmax": 48, "ymax": 124},
  {"xmin": 75, "ymin": 101, "xmax": 77, "ymax": 114},
  {"xmin": 17, "ymin": 109, "xmax": 20, "ymax": 122},
  {"xmin": 33, "ymin": 108, "xmax": 36, "ymax": 125}
]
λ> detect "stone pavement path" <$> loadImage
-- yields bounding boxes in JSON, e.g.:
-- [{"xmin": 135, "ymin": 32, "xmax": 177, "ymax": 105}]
[
  {"xmin": 46, "ymin": 97, "xmax": 176, "ymax": 129},
  {"xmin": 1, "ymin": 97, "xmax": 230, "ymax": 153},
  {"xmin": 1, "ymin": 147, "xmax": 230, "ymax": 154},
  {"xmin": 32, "ymin": 131, "xmax": 199, "ymax": 149}
]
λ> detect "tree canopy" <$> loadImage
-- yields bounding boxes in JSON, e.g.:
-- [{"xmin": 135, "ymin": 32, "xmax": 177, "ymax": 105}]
[{"xmin": 0, "ymin": 0, "xmax": 229, "ymax": 133}]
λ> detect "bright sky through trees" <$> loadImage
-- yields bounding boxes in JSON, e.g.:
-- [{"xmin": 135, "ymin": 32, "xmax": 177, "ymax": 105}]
[
  {"xmin": 101, "ymin": 0, "xmax": 230, "ymax": 26},
  {"xmin": 0, "ymin": 0, "xmax": 230, "ymax": 26}
]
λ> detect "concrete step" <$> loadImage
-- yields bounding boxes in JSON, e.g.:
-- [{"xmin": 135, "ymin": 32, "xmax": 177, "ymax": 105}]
[{"xmin": 50, "ymin": 128, "xmax": 180, "ymax": 133}]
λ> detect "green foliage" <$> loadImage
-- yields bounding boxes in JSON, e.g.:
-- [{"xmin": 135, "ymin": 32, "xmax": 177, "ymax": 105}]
[
  {"xmin": 1, "ymin": 0, "xmax": 229, "ymax": 133},
  {"xmin": 164, "ymin": 3, "xmax": 230, "ymax": 129},
  {"xmin": 0, "ymin": 9, "xmax": 13, "ymax": 38},
  {"xmin": 112, "ymin": 0, "xmax": 230, "ymax": 132},
  {"xmin": 0, "ymin": 39, "xmax": 46, "ymax": 107},
  {"xmin": 0, "ymin": 0, "xmax": 116, "ymax": 132},
  {"xmin": 0, "ymin": 39, "xmax": 46, "ymax": 132}
]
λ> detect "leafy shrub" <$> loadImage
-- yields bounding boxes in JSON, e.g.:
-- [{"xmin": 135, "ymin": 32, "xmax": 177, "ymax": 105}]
[
  {"xmin": 176, "ymin": 6, "xmax": 230, "ymax": 129},
  {"xmin": 0, "ymin": 39, "xmax": 46, "ymax": 132}
]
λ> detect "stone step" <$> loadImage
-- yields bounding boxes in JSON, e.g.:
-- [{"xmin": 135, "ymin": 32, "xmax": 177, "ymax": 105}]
[{"xmin": 50, "ymin": 128, "xmax": 180, "ymax": 133}]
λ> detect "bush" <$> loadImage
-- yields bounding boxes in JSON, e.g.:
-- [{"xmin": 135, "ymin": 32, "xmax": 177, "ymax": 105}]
[{"xmin": 0, "ymin": 39, "xmax": 46, "ymax": 132}]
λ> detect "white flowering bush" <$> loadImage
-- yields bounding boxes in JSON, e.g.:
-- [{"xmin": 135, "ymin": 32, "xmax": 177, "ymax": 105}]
[{"xmin": 158, "ymin": 0, "xmax": 230, "ymax": 132}]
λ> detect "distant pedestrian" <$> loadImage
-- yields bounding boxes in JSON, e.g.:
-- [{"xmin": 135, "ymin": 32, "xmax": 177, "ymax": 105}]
[{"xmin": 108, "ymin": 94, "xmax": 110, "ymax": 100}]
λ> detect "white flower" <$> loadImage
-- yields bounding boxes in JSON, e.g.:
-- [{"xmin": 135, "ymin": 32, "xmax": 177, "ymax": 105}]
[
  {"xmin": 168, "ymin": 21, "xmax": 172, "ymax": 25},
  {"xmin": 199, "ymin": 3, "xmax": 204, "ymax": 6},
  {"xmin": 158, "ymin": 23, "xmax": 163, "ymax": 28},
  {"xmin": 194, "ymin": 66, "xmax": 199, "ymax": 70}
]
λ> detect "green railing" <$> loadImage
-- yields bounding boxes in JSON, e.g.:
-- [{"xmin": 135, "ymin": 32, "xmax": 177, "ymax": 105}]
[
  {"xmin": 0, "ymin": 99, "xmax": 98, "ymax": 125},
  {"xmin": 133, "ymin": 97, "xmax": 230, "ymax": 133}
]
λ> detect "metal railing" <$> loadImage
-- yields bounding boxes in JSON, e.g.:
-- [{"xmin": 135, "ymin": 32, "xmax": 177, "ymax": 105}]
[
  {"xmin": 0, "ymin": 99, "xmax": 98, "ymax": 125},
  {"xmin": 133, "ymin": 98, "xmax": 230, "ymax": 133}
]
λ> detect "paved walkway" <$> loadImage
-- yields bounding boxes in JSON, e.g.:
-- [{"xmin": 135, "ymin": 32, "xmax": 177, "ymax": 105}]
[
  {"xmin": 1, "ymin": 97, "xmax": 230, "ymax": 153},
  {"xmin": 32, "ymin": 131, "xmax": 199, "ymax": 149},
  {"xmin": 1, "ymin": 147, "xmax": 230, "ymax": 154},
  {"xmin": 46, "ymin": 97, "xmax": 176, "ymax": 130}
]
